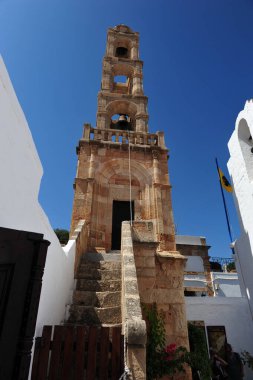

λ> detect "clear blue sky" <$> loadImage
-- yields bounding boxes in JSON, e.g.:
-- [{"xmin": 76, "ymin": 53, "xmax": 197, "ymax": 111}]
[{"xmin": 1, "ymin": 0, "xmax": 253, "ymax": 257}]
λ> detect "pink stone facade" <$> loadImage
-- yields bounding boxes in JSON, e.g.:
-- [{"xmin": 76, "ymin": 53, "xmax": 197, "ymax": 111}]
[{"xmin": 71, "ymin": 128, "xmax": 176, "ymax": 253}]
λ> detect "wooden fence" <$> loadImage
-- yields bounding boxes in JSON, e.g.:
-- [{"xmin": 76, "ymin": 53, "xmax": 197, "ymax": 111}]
[{"xmin": 31, "ymin": 325, "xmax": 124, "ymax": 380}]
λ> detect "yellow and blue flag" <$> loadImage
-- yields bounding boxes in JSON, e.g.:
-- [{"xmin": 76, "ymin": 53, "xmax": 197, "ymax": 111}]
[{"xmin": 218, "ymin": 168, "xmax": 233, "ymax": 193}]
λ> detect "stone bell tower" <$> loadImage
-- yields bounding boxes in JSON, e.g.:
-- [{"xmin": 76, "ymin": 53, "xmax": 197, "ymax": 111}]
[
  {"xmin": 69, "ymin": 26, "xmax": 190, "ymax": 376},
  {"xmin": 70, "ymin": 24, "xmax": 176, "ymax": 254}
]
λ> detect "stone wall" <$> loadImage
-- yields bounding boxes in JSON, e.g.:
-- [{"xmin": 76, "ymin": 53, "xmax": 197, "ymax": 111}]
[
  {"xmin": 121, "ymin": 221, "xmax": 146, "ymax": 380},
  {"xmin": 71, "ymin": 136, "xmax": 176, "ymax": 252},
  {"xmin": 70, "ymin": 219, "xmax": 89, "ymax": 275},
  {"xmin": 132, "ymin": 222, "xmax": 189, "ymax": 351}
]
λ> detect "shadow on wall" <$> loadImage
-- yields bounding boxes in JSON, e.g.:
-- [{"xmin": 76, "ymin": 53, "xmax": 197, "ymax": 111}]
[
  {"xmin": 233, "ymin": 221, "xmax": 253, "ymax": 307},
  {"xmin": 238, "ymin": 118, "xmax": 253, "ymax": 182}
]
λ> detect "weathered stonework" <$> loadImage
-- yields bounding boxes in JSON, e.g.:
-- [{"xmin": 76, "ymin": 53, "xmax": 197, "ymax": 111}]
[
  {"xmin": 70, "ymin": 24, "xmax": 175, "ymax": 254},
  {"xmin": 132, "ymin": 222, "xmax": 189, "ymax": 352},
  {"xmin": 70, "ymin": 24, "xmax": 191, "ymax": 379},
  {"xmin": 71, "ymin": 135, "xmax": 175, "ymax": 253}
]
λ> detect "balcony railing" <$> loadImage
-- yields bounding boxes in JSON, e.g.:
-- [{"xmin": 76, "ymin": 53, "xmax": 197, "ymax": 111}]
[
  {"xmin": 82, "ymin": 124, "xmax": 166, "ymax": 149},
  {"xmin": 209, "ymin": 257, "xmax": 235, "ymax": 272}
]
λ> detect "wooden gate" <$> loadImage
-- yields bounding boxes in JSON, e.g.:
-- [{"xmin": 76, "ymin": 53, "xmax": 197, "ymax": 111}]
[
  {"xmin": 31, "ymin": 325, "xmax": 124, "ymax": 380},
  {"xmin": 0, "ymin": 227, "xmax": 49, "ymax": 380}
]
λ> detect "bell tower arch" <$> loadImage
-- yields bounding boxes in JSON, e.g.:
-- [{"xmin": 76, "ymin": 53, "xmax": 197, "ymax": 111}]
[{"xmin": 97, "ymin": 24, "xmax": 148, "ymax": 132}]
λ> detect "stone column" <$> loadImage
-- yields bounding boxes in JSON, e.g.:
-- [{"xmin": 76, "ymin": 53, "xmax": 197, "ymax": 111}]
[
  {"xmin": 89, "ymin": 146, "xmax": 97, "ymax": 178},
  {"xmin": 132, "ymin": 75, "xmax": 143, "ymax": 95},
  {"xmin": 131, "ymin": 42, "xmax": 139, "ymax": 59},
  {"xmin": 83, "ymin": 123, "xmax": 91, "ymax": 141},
  {"xmin": 157, "ymin": 131, "xmax": 166, "ymax": 149},
  {"xmin": 152, "ymin": 150, "xmax": 160, "ymax": 183},
  {"xmin": 135, "ymin": 115, "xmax": 147, "ymax": 132},
  {"xmin": 101, "ymin": 71, "xmax": 111, "ymax": 90},
  {"xmin": 96, "ymin": 112, "xmax": 107, "ymax": 129},
  {"xmin": 106, "ymin": 36, "xmax": 115, "ymax": 56}
]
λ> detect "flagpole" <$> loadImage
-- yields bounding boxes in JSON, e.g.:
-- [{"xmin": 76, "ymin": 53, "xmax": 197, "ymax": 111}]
[{"xmin": 215, "ymin": 158, "xmax": 233, "ymax": 244}]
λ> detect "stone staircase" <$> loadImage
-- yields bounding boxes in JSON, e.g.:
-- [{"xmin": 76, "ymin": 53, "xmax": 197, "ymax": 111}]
[{"xmin": 68, "ymin": 251, "xmax": 122, "ymax": 326}]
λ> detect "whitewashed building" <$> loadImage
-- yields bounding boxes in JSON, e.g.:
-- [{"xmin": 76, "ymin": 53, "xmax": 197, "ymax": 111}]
[
  {"xmin": 177, "ymin": 235, "xmax": 253, "ymax": 380},
  {"xmin": 0, "ymin": 56, "xmax": 76, "ymax": 336},
  {"xmin": 228, "ymin": 100, "xmax": 253, "ymax": 318}
]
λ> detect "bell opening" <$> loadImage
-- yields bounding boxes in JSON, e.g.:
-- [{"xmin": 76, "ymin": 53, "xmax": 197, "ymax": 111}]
[
  {"xmin": 110, "ymin": 114, "xmax": 132, "ymax": 131},
  {"xmin": 115, "ymin": 47, "xmax": 129, "ymax": 58}
]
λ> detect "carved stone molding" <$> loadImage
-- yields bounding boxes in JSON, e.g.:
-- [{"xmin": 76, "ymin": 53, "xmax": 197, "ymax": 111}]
[{"xmin": 152, "ymin": 149, "xmax": 160, "ymax": 160}]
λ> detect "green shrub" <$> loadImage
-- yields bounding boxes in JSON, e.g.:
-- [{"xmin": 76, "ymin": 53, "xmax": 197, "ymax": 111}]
[
  {"xmin": 227, "ymin": 261, "xmax": 236, "ymax": 272},
  {"xmin": 54, "ymin": 228, "xmax": 69, "ymax": 245},
  {"xmin": 188, "ymin": 323, "xmax": 212, "ymax": 380},
  {"xmin": 143, "ymin": 303, "xmax": 191, "ymax": 379}
]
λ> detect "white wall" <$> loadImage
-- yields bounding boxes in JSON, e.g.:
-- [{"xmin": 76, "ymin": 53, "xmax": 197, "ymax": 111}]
[
  {"xmin": 186, "ymin": 297, "xmax": 253, "ymax": 380},
  {"xmin": 212, "ymin": 272, "xmax": 242, "ymax": 297},
  {"xmin": 0, "ymin": 56, "xmax": 75, "ymax": 335},
  {"xmin": 184, "ymin": 255, "xmax": 204, "ymax": 272},
  {"xmin": 176, "ymin": 235, "xmax": 206, "ymax": 245},
  {"xmin": 184, "ymin": 271, "xmax": 241, "ymax": 296},
  {"xmin": 227, "ymin": 99, "xmax": 253, "ymax": 315}
]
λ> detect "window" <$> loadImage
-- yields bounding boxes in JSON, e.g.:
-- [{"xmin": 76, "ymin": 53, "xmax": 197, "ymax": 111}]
[
  {"xmin": 207, "ymin": 326, "xmax": 227, "ymax": 358},
  {"xmin": 112, "ymin": 75, "xmax": 131, "ymax": 94},
  {"xmin": 115, "ymin": 46, "xmax": 129, "ymax": 58},
  {"xmin": 184, "ymin": 290, "xmax": 196, "ymax": 297},
  {"xmin": 114, "ymin": 75, "xmax": 127, "ymax": 83}
]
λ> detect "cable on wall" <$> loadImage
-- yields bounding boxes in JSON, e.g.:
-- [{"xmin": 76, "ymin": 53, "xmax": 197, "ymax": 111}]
[{"xmin": 128, "ymin": 131, "xmax": 133, "ymax": 226}]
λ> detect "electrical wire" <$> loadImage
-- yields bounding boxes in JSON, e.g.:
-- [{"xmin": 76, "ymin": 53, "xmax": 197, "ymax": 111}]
[{"xmin": 128, "ymin": 131, "xmax": 133, "ymax": 226}]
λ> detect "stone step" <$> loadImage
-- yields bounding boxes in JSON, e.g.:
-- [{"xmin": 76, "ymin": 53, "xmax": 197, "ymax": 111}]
[
  {"xmin": 78, "ymin": 260, "xmax": 121, "ymax": 273},
  {"xmin": 81, "ymin": 251, "xmax": 121, "ymax": 263},
  {"xmin": 68, "ymin": 305, "xmax": 121, "ymax": 325},
  {"xmin": 77, "ymin": 279, "xmax": 121, "ymax": 292},
  {"xmin": 73, "ymin": 290, "xmax": 121, "ymax": 308},
  {"xmin": 76, "ymin": 268, "xmax": 121, "ymax": 280}
]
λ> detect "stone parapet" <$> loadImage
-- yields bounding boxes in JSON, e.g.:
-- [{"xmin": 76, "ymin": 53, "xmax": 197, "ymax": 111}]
[
  {"xmin": 121, "ymin": 221, "xmax": 146, "ymax": 379},
  {"xmin": 82, "ymin": 123, "xmax": 167, "ymax": 150},
  {"xmin": 131, "ymin": 222, "xmax": 191, "ymax": 379},
  {"xmin": 70, "ymin": 219, "xmax": 89, "ymax": 276}
]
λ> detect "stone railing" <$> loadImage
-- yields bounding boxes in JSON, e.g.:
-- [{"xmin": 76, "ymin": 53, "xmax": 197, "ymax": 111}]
[
  {"xmin": 121, "ymin": 221, "xmax": 146, "ymax": 380},
  {"xmin": 82, "ymin": 123, "xmax": 166, "ymax": 149},
  {"xmin": 70, "ymin": 219, "xmax": 89, "ymax": 276}
]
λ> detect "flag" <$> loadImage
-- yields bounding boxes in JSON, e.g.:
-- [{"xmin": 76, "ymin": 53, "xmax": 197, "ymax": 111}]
[
  {"xmin": 218, "ymin": 168, "xmax": 233, "ymax": 193},
  {"xmin": 215, "ymin": 158, "xmax": 234, "ymax": 244}
]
